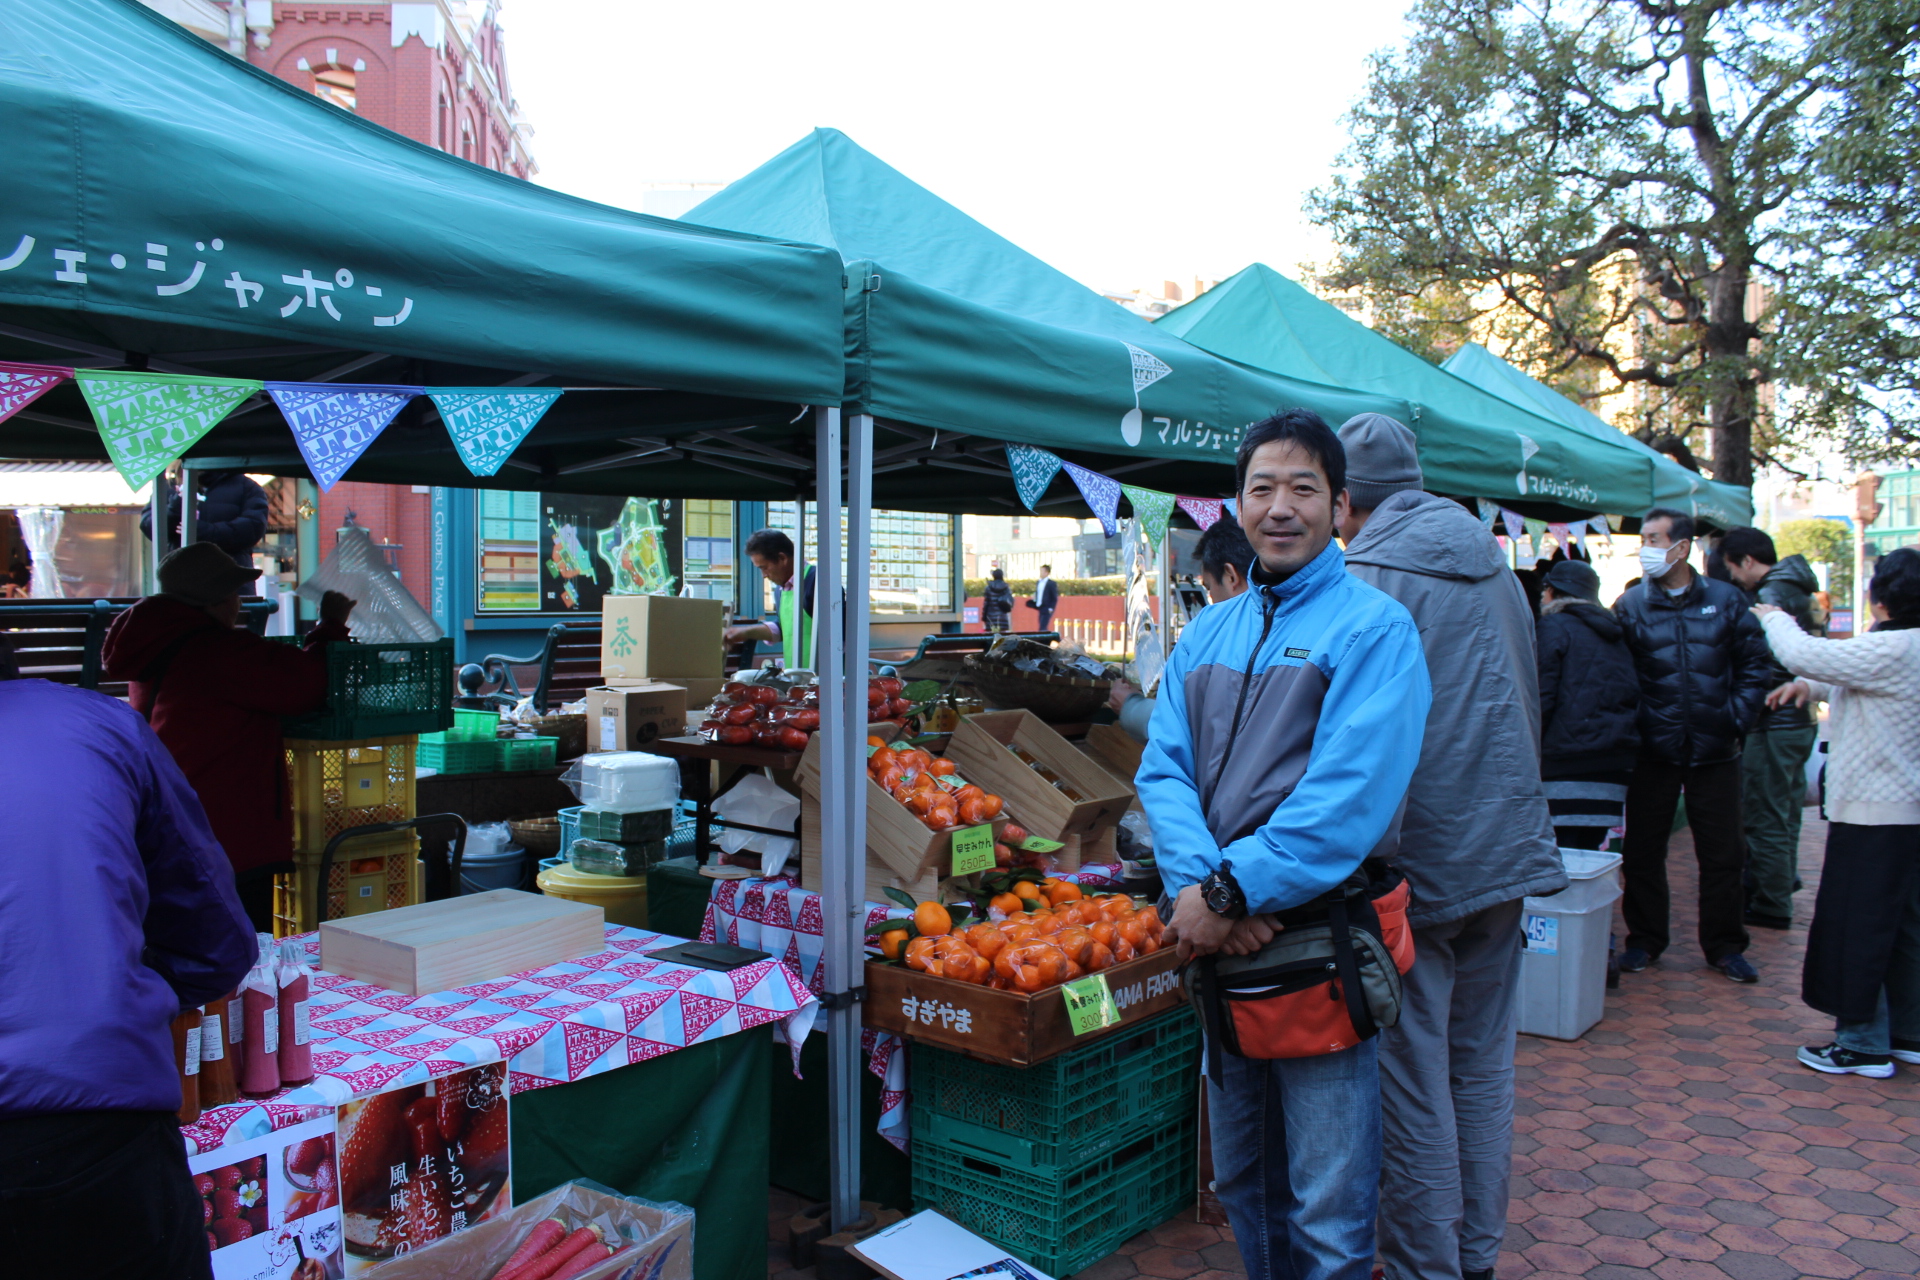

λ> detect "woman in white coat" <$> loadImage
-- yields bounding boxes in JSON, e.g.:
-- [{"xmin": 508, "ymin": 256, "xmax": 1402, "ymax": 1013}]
[{"xmin": 1756, "ymin": 547, "xmax": 1920, "ymax": 1077}]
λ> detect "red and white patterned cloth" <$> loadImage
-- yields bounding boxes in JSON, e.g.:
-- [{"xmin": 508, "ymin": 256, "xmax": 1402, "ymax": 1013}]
[
  {"xmin": 183, "ymin": 923, "xmax": 817, "ymax": 1156},
  {"xmin": 699, "ymin": 864, "xmax": 1124, "ymax": 1150}
]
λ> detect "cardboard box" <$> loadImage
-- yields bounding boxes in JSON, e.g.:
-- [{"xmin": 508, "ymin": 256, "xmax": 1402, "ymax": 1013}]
[
  {"xmin": 864, "ymin": 946, "xmax": 1184, "ymax": 1066},
  {"xmin": 946, "ymin": 710, "xmax": 1134, "ymax": 845},
  {"xmin": 600, "ymin": 596, "xmax": 725, "ymax": 681},
  {"xmin": 318, "ymin": 889, "xmax": 604, "ymax": 995},
  {"xmin": 586, "ymin": 683, "xmax": 688, "ymax": 752}
]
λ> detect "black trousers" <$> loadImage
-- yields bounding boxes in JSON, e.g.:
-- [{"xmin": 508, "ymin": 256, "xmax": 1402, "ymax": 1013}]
[
  {"xmin": 1622, "ymin": 755, "xmax": 1751, "ymax": 964},
  {"xmin": 0, "ymin": 1110, "xmax": 212, "ymax": 1279},
  {"xmin": 1803, "ymin": 823, "xmax": 1920, "ymax": 1022}
]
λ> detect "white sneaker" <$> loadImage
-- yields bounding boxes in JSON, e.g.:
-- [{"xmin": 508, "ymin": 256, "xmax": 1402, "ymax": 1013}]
[{"xmin": 1798, "ymin": 1043, "xmax": 1895, "ymax": 1078}]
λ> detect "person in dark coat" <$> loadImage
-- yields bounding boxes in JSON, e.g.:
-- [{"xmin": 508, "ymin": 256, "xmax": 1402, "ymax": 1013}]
[
  {"xmin": 1614, "ymin": 508, "xmax": 1774, "ymax": 983},
  {"xmin": 1026, "ymin": 563, "xmax": 1060, "ymax": 633},
  {"xmin": 1537, "ymin": 558, "xmax": 1641, "ymax": 849},
  {"xmin": 101, "ymin": 542, "xmax": 355, "ymax": 931},
  {"xmin": 981, "ymin": 567, "xmax": 1014, "ymax": 632},
  {"xmin": 1721, "ymin": 526, "xmax": 1825, "ymax": 929},
  {"xmin": 140, "ymin": 470, "xmax": 270, "ymax": 573}
]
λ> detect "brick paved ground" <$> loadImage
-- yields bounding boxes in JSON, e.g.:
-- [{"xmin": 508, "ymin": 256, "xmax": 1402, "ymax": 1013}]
[{"xmin": 768, "ymin": 817, "xmax": 1920, "ymax": 1279}]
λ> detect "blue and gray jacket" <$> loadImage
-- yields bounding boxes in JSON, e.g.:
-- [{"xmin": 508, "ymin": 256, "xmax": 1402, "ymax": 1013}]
[{"xmin": 1138, "ymin": 538, "xmax": 1433, "ymax": 915}]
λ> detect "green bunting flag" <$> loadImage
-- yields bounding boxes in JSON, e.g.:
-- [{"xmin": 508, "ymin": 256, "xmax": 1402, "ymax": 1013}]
[
  {"xmin": 1522, "ymin": 517, "xmax": 1548, "ymax": 558},
  {"xmin": 74, "ymin": 370, "xmax": 262, "ymax": 489},
  {"xmin": 1121, "ymin": 484, "xmax": 1176, "ymax": 551}
]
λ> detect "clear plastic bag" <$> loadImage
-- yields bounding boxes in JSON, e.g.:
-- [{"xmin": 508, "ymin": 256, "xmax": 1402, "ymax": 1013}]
[
  {"xmin": 296, "ymin": 524, "xmax": 443, "ymax": 643},
  {"xmin": 568, "ymin": 753, "xmax": 680, "ymax": 811}
]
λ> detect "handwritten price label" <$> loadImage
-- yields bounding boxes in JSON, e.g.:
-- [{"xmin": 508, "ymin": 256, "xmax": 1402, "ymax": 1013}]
[
  {"xmin": 1018, "ymin": 835, "xmax": 1065, "ymax": 853},
  {"xmin": 1062, "ymin": 974, "xmax": 1121, "ymax": 1035},
  {"xmin": 950, "ymin": 824, "xmax": 997, "ymax": 876}
]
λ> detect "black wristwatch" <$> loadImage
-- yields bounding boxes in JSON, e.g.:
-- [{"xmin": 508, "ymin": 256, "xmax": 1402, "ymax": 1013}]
[{"xmin": 1200, "ymin": 861, "xmax": 1246, "ymax": 919}]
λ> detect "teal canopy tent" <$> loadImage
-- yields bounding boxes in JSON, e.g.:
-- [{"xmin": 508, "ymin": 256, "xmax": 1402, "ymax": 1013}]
[
  {"xmin": 0, "ymin": 0, "xmax": 852, "ymax": 496},
  {"xmin": 1441, "ymin": 343, "xmax": 1753, "ymax": 528},
  {"xmin": 682, "ymin": 129, "xmax": 1392, "ymax": 510},
  {"xmin": 1154, "ymin": 264, "xmax": 1659, "ymax": 517}
]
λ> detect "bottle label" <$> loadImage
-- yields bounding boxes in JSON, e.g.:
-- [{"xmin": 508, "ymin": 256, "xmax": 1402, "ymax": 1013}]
[
  {"xmin": 184, "ymin": 1025, "xmax": 202, "ymax": 1075},
  {"xmin": 201, "ymin": 1014, "xmax": 224, "ymax": 1060},
  {"xmin": 261, "ymin": 1007, "xmax": 279, "ymax": 1055},
  {"xmin": 293, "ymin": 1000, "xmax": 311, "ymax": 1046},
  {"xmin": 229, "ymin": 1009, "xmax": 244, "ymax": 1045}
]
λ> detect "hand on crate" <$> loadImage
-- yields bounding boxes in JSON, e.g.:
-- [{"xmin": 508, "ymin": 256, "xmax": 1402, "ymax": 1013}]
[{"xmin": 319, "ymin": 591, "xmax": 358, "ymax": 625}]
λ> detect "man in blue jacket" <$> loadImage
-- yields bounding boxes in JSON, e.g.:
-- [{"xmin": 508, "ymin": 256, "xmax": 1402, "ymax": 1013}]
[{"xmin": 1139, "ymin": 409, "xmax": 1432, "ymax": 1280}]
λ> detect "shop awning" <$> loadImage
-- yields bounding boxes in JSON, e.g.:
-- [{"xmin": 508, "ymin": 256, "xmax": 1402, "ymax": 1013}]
[
  {"xmin": 0, "ymin": 0, "xmax": 850, "ymax": 497},
  {"xmin": 0, "ymin": 461, "xmax": 148, "ymax": 507},
  {"xmin": 1440, "ymin": 343, "xmax": 1753, "ymax": 528},
  {"xmin": 682, "ymin": 130, "xmax": 1393, "ymax": 510},
  {"xmin": 1154, "ymin": 265, "xmax": 1658, "ymax": 517}
]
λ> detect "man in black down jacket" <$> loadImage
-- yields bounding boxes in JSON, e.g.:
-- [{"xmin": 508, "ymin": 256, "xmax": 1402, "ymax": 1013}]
[
  {"xmin": 1537, "ymin": 559, "xmax": 1641, "ymax": 849},
  {"xmin": 140, "ymin": 470, "xmax": 269, "ymax": 574},
  {"xmin": 1615, "ymin": 509, "xmax": 1773, "ymax": 983},
  {"xmin": 1721, "ymin": 527, "xmax": 1825, "ymax": 930}
]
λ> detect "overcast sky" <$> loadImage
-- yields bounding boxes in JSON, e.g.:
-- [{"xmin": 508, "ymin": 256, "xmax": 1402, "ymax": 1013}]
[{"xmin": 504, "ymin": 0, "xmax": 1413, "ymax": 295}]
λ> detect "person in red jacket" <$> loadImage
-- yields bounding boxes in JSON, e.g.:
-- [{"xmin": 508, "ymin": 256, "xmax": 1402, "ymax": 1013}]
[{"xmin": 103, "ymin": 542, "xmax": 356, "ymax": 930}]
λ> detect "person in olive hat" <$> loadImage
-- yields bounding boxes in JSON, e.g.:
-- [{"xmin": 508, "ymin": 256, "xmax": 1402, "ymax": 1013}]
[{"xmin": 1537, "ymin": 556, "xmax": 1642, "ymax": 848}]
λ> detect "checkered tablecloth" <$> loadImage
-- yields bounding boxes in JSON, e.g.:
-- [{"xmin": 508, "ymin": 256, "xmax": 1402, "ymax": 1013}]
[
  {"xmin": 182, "ymin": 922, "xmax": 818, "ymax": 1155},
  {"xmin": 698, "ymin": 864, "xmax": 1124, "ymax": 1150}
]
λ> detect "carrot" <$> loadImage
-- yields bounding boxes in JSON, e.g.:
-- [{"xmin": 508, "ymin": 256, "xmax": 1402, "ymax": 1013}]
[
  {"xmin": 492, "ymin": 1218, "xmax": 567, "ymax": 1278},
  {"xmin": 547, "ymin": 1243, "xmax": 616, "ymax": 1280},
  {"xmin": 499, "ymin": 1226, "xmax": 602, "ymax": 1280}
]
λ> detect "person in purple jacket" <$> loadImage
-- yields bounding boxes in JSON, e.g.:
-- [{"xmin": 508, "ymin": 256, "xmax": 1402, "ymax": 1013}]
[{"xmin": 0, "ymin": 637, "xmax": 255, "ymax": 1279}]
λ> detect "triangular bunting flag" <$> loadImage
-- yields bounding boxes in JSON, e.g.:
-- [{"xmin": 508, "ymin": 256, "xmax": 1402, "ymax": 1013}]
[
  {"xmin": 267, "ymin": 383, "xmax": 420, "ymax": 491},
  {"xmin": 1574, "ymin": 525, "xmax": 1589, "ymax": 554},
  {"xmin": 1476, "ymin": 497, "xmax": 1498, "ymax": 529},
  {"xmin": 1062, "ymin": 461, "xmax": 1121, "ymax": 537},
  {"xmin": 1121, "ymin": 484, "xmax": 1176, "ymax": 552},
  {"xmin": 1547, "ymin": 522, "xmax": 1571, "ymax": 549},
  {"xmin": 0, "ymin": 361, "xmax": 72, "ymax": 425},
  {"xmin": 1223, "ymin": 498, "xmax": 1237, "ymax": 519},
  {"xmin": 1605, "ymin": 513, "xmax": 1624, "ymax": 533},
  {"xmin": 428, "ymin": 387, "xmax": 564, "ymax": 476},
  {"xmin": 1523, "ymin": 517, "xmax": 1548, "ymax": 558},
  {"xmin": 74, "ymin": 370, "xmax": 261, "ymax": 489},
  {"xmin": 1501, "ymin": 509, "xmax": 1524, "ymax": 542},
  {"xmin": 1004, "ymin": 444, "xmax": 1063, "ymax": 511},
  {"xmin": 1175, "ymin": 495, "xmax": 1224, "ymax": 531}
]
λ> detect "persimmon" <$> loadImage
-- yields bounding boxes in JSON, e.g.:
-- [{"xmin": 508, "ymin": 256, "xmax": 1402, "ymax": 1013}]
[
  {"xmin": 1000, "ymin": 822, "xmax": 1029, "ymax": 846},
  {"xmin": 1012, "ymin": 881, "xmax": 1042, "ymax": 904},
  {"xmin": 1002, "ymin": 922, "xmax": 1041, "ymax": 944},
  {"xmin": 1111, "ymin": 936, "xmax": 1136, "ymax": 963},
  {"xmin": 994, "ymin": 942, "xmax": 1069, "ymax": 992},
  {"xmin": 1085, "ymin": 941, "xmax": 1116, "ymax": 972},
  {"xmin": 1044, "ymin": 881, "xmax": 1083, "ymax": 906},
  {"xmin": 958, "ymin": 796, "xmax": 995, "ymax": 826},
  {"xmin": 927, "ymin": 758, "xmax": 958, "ymax": 776},
  {"xmin": 892, "ymin": 747, "xmax": 933, "ymax": 772},
  {"xmin": 989, "ymin": 892, "xmax": 1025, "ymax": 916},
  {"xmin": 1053, "ymin": 926, "xmax": 1093, "ymax": 966},
  {"xmin": 1089, "ymin": 920, "xmax": 1117, "ymax": 950},
  {"xmin": 930, "ymin": 935, "xmax": 983, "ymax": 982},
  {"xmin": 904, "ymin": 936, "xmax": 940, "ymax": 972},
  {"xmin": 1032, "ymin": 912, "xmax": 1067, "ymax": 936},
  {"xmin": 922, "ymin": 802, "xmax": 957, "ymax": 831},
  {"xmin": 964, "ymin": 923, "xmax": 1008, "ymax": 961},
  {"xmin": 913, "ymin": 901, "xmax": 952, "ymax": 937},
  {"xmin": 994, "ymin": 842, "xmax": 1014, "ymax": 868},
  {"xmin": 874, "ymin": 922, "xmax": 911, "ymax": 961},
  {"xmin": 972, "ymin": 793, "xmax": 1004, "ymax": 819}
]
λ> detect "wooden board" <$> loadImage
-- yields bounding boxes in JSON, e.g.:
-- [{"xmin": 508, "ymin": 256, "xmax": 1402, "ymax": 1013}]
[
  {"xmin": 318, "ymin": 889, "xmax": 604, "ymax": 995},
  {"xmin": 798, "ymin": 792, "xmax": 944, "ymax": 905},
  {"xmin": 946, "ymin": 709, "xmax": 1133, "ymax": 844},
  {"xmin": 1082, "ymin": 723, "xmax": 1144, "ymax": 793},
  {"xmin": 863, "ymin": 946, "xmax": 1184, "ymax": 1067}
]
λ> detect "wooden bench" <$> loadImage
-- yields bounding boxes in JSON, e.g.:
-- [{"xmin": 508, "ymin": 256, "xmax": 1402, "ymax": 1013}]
[
  {"xmin": 477, "ymin": 621, "xmax": 603, "ymax": 714},
  {"xmin": 0, "ymin": 597, "xmax": 279, "ymax": 697}
]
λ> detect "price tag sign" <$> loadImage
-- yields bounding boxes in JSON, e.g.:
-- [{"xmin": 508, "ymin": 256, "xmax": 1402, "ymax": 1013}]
[
  {"xmin": 933, "ymin": 773, "xmax": 972, "ymax": 793},
  {"xmin": 1018, "ymin": 835, "xmax": 1065, "ymax": 854},
  {"xmin": 950, "ymin": 824, "xmax": 997, "ymax": 876},
  {"xmin": 1062, "ymin": 974, "xmax": 1121, "ymax": 1035}
]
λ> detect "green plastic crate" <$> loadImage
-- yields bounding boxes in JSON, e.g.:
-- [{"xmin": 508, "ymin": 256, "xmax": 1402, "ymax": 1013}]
[
  {"xmin": 497, "ymin": 736, "xmax": 558, "ymax": 771},
  {"xmin": 913, "ymin": 1110, "xmax": 1197, "ymax": 1276},
  {"xmin": 909, "ymin": 1009, "xmax": 1198, "ymax": 1173},
  {"xmin": 452, "ymin": 708, "xmax": 501, "ymax": 741},
  {"xmin": 578, "ymin": 806, "xmax": 675, "ymax": 842},
  {"xmin": 416, "ymin": 734, "xmax": 498, "ymax": 774},
  {"xmin": 281, "ymin": 639, "xmax": 454, "ymax": 741}
]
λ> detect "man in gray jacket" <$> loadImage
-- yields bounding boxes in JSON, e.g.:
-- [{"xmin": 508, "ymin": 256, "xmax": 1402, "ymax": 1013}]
[{"xmin": 1337, "ymin": 413, "xmax": 1566, "ymax": 1280}]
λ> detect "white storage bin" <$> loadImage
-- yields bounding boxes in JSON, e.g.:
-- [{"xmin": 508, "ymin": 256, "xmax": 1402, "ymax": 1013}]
[
  {"xmin": 576, "ymin": 751, "xmax": 681, "ymax": 811},
  {"xmin": 1517, "ymin": 848, "xmax": 1623, "ymax": 1041}
]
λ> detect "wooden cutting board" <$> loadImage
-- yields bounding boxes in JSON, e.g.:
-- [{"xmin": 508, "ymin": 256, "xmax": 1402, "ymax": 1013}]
[{"xmin": 318, "ymin": 889, "xmax": 605, "ymax": 995}]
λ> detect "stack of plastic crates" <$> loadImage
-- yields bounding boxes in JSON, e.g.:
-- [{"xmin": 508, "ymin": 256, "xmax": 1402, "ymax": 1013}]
[
  {"xmin": 279, "ymin": 639, "xmax": 454, "ymax": 740},
  {"xmin": 272, "ymin": 735, "xmax": 421, "ymax": 936},
  {"xmin": 909, "ymin": 1008, "xmax": 1200, "ymax": 1275}
]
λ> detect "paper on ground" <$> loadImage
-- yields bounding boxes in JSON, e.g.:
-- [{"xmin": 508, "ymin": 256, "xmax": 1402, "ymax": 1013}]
[{"xmin": 848, "ymin": 1210, "xmax": 1055, "ymax": 1280}]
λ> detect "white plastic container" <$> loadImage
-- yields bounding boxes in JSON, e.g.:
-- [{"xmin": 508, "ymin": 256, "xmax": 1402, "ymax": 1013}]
[
  {"xmin": 1517, "ymin": 848, "xmax": 1623, "ymax": 1041},
  {"xmin": 576, "ymin": 751, "xmax": 680, "ymax": 811}
]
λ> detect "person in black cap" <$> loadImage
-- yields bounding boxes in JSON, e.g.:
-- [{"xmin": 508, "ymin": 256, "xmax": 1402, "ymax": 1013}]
[{"xmin": 1537, "ymin": 557, "xmax": 1642, "ymax": 848}]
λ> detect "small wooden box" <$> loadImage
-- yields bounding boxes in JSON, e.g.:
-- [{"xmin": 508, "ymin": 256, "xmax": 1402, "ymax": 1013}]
[
  {"xmin": 798, "ymin": 725, "xmax": 1006, "ymax": 879},
  {"xmin": 863, "ymin": 945, "xmax": 1185, "ymax": 1067},
  {"xmin": 318, "ymin": 889, "xmax": 605, "ymax": 995},
  {"xmin": 945, "ymin": 710, "xmax": 1134, "ymax": 844},
  {"xmin": 799, "ymin": 792, "xmax": 945, "ymax": 905},
  {"xmin": 1082, "ymin": 723, "xmax": 1145, "ymax": 806}
]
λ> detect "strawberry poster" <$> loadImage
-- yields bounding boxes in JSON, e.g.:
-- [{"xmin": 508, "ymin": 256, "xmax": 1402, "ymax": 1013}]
[
  {"xmin": 335, "ymin": 1062, "xmax": 512, "ymax": 1274},
  {"xmin": 187, "ymin": 1114, "xmax": 344, "ymax": 1279}
]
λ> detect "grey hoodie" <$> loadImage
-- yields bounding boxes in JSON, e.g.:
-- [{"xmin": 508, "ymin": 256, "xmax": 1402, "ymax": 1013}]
[{"xmin": 1343, "ymin": 490, "xmax": 1567, "ymax": 925}]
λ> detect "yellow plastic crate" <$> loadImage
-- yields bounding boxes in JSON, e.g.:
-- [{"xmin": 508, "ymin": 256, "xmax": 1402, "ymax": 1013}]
[
  {"xmin": 271, "ymin": 831, "xmax": 423, "ymax": 937},
  {"xmin": 284, "ymin": 735, "xmax": 417, "ymax": 854}
]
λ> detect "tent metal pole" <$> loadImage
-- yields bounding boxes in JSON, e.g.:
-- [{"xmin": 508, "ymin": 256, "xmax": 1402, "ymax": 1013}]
[
  {"xmin": 148, "ymin": 472, "xmax": 168, "ymax": 592},
  {"xmin": 179, "ymin": 463, "xmax": 198, "ymax": 547},
  {"xmin": 814, "ymin": 405, "xmax": 864, "ymax": 1232},
  {"xmin": 1157, "ymin": 529, "xmax": 1170, "ymax": 670}
]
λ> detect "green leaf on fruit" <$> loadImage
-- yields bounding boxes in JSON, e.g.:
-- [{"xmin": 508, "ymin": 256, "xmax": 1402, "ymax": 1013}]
[
  {"xmin": 902, "ymin": 680, "xmax": 942, "ymax": 703},
  {"xmin": 883, "ymin": 886, "xmax": 919, "ymax": 910}
]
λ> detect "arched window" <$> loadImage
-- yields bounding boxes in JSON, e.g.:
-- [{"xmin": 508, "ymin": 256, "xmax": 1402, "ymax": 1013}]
[
  {"xmin": 311, "ymin": 64, "xmax": 357, "ymax": 111},
  {"xmin": 437, "ymin": 90, "xmax": 452, "ymax": 151},
  {"xmin": 461, "ymin": 118, "xmax": 476, "ymax": 163}
]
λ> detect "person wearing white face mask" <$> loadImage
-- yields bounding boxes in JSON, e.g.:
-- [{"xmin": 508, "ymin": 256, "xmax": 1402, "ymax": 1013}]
[{"xmin": 1612, "ymin": 509, "xmax": 1774, "ymax": 983}]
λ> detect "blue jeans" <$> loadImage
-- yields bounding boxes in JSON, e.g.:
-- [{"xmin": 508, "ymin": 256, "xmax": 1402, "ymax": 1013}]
[{"xmin": 1206, "ymin": 1039, "xmax": 1381, "ymax": 1280}]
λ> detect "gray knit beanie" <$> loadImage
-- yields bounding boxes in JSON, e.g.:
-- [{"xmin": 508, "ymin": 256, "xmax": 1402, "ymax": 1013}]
[{"xmin": 1336, "ymin": 413, "xmax": 1423, "ymax": 510}]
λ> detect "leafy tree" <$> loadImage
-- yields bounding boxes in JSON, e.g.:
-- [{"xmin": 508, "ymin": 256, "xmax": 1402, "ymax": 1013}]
[
  {"xmin": 1774, "ymin": 516, "xmax": 1853, "ymax": 602},
  {"xmin": 1311, "ymin": 0, "xmax": 1920, "ymax": 487}
]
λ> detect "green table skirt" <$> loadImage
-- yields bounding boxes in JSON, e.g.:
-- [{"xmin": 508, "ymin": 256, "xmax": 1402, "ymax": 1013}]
[{"xmin": 511, "ymin": 1025, "xmax": 771, "ymax": 1280}]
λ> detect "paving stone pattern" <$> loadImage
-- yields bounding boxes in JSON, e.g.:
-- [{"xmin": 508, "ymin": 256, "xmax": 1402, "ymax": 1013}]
[{"xmin": 768, "ymin": 819, "xmax": 1920, "ymax": 1280}]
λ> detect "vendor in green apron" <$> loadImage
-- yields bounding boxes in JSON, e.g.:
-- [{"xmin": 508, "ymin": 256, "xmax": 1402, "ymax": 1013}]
[{"xmin": 722, "ymin": 528, "xmax": 816, "ymax": 670}]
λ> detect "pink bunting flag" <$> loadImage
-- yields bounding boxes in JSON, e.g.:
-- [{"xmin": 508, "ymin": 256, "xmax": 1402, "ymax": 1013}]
[
  {"xmin": 1175, "ymin": 495, "xmax": 1224, "ymax": 531},
  {"xmin": 0, "ymin": 361, "xmax": 73, "ymax": 425},
  {"xmin": 1548, "ymin": 522, "xmax": 1571, "ymax": 549}
]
